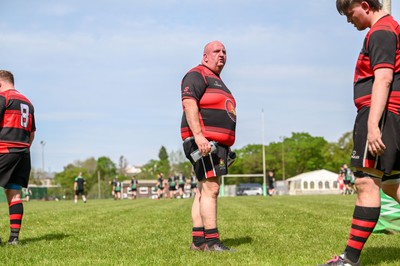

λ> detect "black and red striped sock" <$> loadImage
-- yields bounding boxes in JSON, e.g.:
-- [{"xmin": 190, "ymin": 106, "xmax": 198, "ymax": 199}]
[
  {"xmin": 9, "ymin": 200, "xmax": 23, "ymax": 241},
  {"xmin": 192, "ymin": 227, "xmax": 205, "ymax": 247},
  {"xmin": 344, "ymin": 205, "xmax": 380, "ymax": 262},
  {"xmin": 205, "ymin": 228, "xmax": 220, "ymax": 247}
]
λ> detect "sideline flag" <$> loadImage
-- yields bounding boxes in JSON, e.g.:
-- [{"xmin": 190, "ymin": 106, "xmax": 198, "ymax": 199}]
[{"xmin": 374, "ymin": 190, "xmax": 400, "ymax": 234}]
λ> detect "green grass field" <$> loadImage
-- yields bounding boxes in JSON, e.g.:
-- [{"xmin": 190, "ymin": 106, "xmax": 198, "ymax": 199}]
[{"xmin": 0, "ymin": 195, "xmax": 399, "ymax": 266}]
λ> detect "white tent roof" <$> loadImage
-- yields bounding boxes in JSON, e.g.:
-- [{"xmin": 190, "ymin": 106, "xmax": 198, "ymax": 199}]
[
  {"xmin": 286, "ymin": 169, "xmax": 338, "ymax": 182},
  {"xmin": 126, "ymin": 165, "xmax": 141, "ymax": 175}
]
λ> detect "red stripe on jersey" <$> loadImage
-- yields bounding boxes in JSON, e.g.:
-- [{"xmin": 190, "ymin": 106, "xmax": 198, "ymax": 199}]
[
  {"xmin": 203, "ymin": 126, "xmax": 235, "ymax": 146},
  {"xmin": 354, "ymin": 94, "xmax": 370, "ymax": 111},
  {"xmin": 0, "ymin": 142, "xmax": 30, "ymax": 153},
  {"xmin": 182, "ymin": 96, "xmax": 197, "ymax": 102},
  {"xmin": 355, "ymin": 92, "xmax": 400, "ymax": 114},
  {"xmin": 188, "ymin": 65, "xmax": 215, "ymax": 83},
  {"xmin": 181, "ymin": 124, "xmax": 236, "ymax": 146},
  {"xmin": 201, "ymin": 94, "xmax": 235, "ymax": 110},
  {"xmin": 7, "ymin": 91, "xmax": 32, "ymax": 103},
  {"xmin": 373, "ymin": 63, "xmax": 395, "ymax": 70},
  {"xmin": 354, "ymin": 56, "xmax": 372, "ymax": 82},
  {"xmin": 2, "ymin": 110, "xmax": 33, "ymax": 130},
  {"xmin": 206, "ymin": 88, "xmax": 235, "ymax": 98},
  {"xmin": 387, "ymin": 91, "xmax": 400, "ymax": 114},
  {"xmin": 205, "ymin": 126, "xmax": 235, "ymax": 136},
  {"xmin": 181, "ymin": 127, "xmax": 192, "ymax": 140},
  {"xmin": 352, "ymin": 218, "xmax": 377, "ymax": 228}
]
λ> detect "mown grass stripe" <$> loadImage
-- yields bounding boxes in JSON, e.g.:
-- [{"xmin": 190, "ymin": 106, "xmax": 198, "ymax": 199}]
[{"xmin": 0, "ymin": 196, "xmax": 399, "ymax": 265}]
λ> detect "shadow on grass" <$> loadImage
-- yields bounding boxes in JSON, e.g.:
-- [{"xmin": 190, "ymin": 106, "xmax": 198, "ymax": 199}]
[
  {"xmin": 363, "ymin": 246, "xmax": 400, "ymax": 265},
  {"xmin": 19, "ymin": 233, "xmax": 71, "ymax": 245},
  {"xmin": 222, "ymin": 236, "xmax": 252, "ymax": 247}
]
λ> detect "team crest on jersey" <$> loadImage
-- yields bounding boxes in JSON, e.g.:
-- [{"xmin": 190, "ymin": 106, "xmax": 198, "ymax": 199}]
[{"xmin": 225, "ymin": 99, "xmax": 236, "ymax": 122}]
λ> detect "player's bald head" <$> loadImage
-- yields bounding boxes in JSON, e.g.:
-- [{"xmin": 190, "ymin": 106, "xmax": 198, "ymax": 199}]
[{"xmin": 203, "ymin": 41, "xmax": 225, "ymax": 55}]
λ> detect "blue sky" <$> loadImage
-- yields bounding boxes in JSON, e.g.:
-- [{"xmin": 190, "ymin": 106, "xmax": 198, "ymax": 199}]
[{"xmin": 1, "ymin": 1, "xmax": 399, "ymax": 172}]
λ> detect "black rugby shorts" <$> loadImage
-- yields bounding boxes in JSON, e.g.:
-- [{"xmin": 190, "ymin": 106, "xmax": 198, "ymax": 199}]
[
  {"xmin": 351, "ymin": 107, "xmax": 400, "ymax": 175},
  {"xmin": 75, "ymin": 189, "xmax": 85, "ymax": 196},
  {"xmin": 183, "ymin": 138, "xmax": 228, "ymax": 181},
  {"xmin": 0, "ymin": 152, "xmax": 31, "ymax": 188}
]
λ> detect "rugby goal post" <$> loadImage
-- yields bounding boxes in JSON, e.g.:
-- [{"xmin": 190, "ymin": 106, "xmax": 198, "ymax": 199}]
[{"xmin": 382, "ymin": 0, "xmax": 391, "ymax": 14}]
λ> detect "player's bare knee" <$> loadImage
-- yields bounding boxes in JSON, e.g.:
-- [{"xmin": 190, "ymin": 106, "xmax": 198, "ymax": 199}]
[
  {"xmin": 355, "ymin": 178, "xmax": 379, "ymax": 194},
  {"xmin": 203, "ymin": 187, "xmax": 219, "ymax": 199}
]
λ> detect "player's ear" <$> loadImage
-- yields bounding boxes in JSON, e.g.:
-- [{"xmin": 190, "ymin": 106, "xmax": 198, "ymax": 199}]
[{"xmin": 360, "ymin": 1, "xmax": 370, "ymax": 12}]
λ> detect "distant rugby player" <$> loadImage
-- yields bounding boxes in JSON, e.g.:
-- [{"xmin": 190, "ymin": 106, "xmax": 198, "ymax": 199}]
[
  {"xmin": 130, "ymin": 176, "xmax": 138, "ymax": 200},
  {"xmin": 74, "ymin": 172, "xmax": 87, "ymax": 203}
]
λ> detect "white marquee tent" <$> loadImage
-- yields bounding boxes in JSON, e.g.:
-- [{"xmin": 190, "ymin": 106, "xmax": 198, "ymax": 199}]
[
  {"xmin": 286, "ymin": 169, "xmax": 340, "ymax": 195},
  {"xmin": 125, "ymin": 165, "xmax": 141, "ymax": 175}
]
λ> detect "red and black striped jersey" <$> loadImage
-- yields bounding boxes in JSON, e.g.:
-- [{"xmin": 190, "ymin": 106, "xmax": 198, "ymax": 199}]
[
  {"xmin": 180, "ymin": 65, "xmax": 236, "ymax": 146},
  {"xmin": 354, "ymin": 15, "xmax": 400, "ymax": 114},
  {"xmin": 0, "ymin": 89, "xmax": 35, "ymax": 153}
]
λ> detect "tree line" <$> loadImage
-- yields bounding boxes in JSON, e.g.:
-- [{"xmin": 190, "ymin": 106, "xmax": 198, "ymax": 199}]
[{"xmin": 50, "ymin": 131, "xmax": 353, "ymax": 198}]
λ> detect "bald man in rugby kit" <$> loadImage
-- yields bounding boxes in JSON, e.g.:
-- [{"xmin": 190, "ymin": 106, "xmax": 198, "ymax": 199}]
[{"xmin": 181, "ymin": 41, "xmax": 237, "ymax": 252}]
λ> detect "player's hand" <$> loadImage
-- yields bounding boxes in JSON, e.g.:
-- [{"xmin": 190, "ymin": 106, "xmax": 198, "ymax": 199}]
[
  {"xmin": 367, "ymin": 126, "xmax": 385, "ymax": 156},
  {"xmin": 195, "ymin": 135, "xmax": 212, "ymax": 156}
]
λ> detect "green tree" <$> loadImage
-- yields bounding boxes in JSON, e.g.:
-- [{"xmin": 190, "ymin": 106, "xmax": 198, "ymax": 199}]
[
  {"xmin": 169, "ymin": 149, "xmax": 191, "ymax": 176},
  {"xmin": 96, "ymin": 156, "xmax": 117, "ymax": 179},
  {"xmin": 172, "ymin": 161, "xmax": 193, "ymax": 178},
  {"xmin": 228, "ymin": 132, "xmax": 331, "ymax": 182},
  {"xmin": 95, "ymin": 157, "xmax": 117, "ymax": 198},
  {"xmin": 137, "ymin": 159, "xmax": 159, "ymax": 180},
  {"xmin": 158, "ymin": 146, "xmax": 170, "ymax": 175},
  {"xmin": 227, "ymin": 144, "xmax": 264, "ymax": 184},
  {"xmin": 279, "ymin": 132, "xmax": 328, "ymax": 178},
  {"xmin": 74, "ymin": 157, "xmax": 97, "ymax": 173},
  {"xmin": 169, "ymin": 149, "xmax": 186, "ymax": 166},
  {"xmin": 322, "ymin": 131, "xmax": 353, "ymax": 172},
  {"xmin": 52, "ymin": 131, "xmax": 354, "ymax": 196},
  {"xmin": 53, "ymin": 157, "xmax": 99, "ymax": 199},
  {"xmin": 54, "ymin": 163, "xmax": 89, "ymax": 199},
  {"xmin": 118, "ymin": 155, "xmax": 128, "ymax": 177}
]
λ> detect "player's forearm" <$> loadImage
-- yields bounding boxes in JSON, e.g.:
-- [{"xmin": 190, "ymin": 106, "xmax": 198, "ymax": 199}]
[
  {"xmin": 368, "ymin": 69, "xmax": 392, "ymax": 128},
  {"xmin": 183, "ymin": 100, "xmax": 203, "ymax": 138}
]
